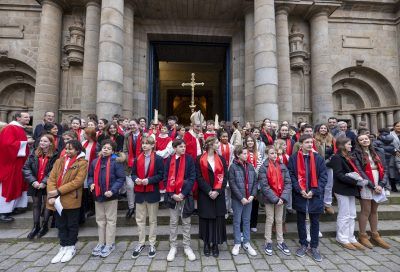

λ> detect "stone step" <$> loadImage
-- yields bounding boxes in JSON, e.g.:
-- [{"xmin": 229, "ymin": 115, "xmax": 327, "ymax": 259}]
[
  {"xmin": 1, "ymin": 220, "xmax": 399, "ymax": 243},
  {"xmin": 3, "ymin": 204, "xmax": 400, "ymax": 229}
]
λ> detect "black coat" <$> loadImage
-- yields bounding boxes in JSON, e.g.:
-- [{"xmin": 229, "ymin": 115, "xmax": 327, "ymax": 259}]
[
  {"xmin": 22, "ymin": 151, "xmax": 59, "ymax": 196},
  {"xmin": 288, "ymin": 151, "xmax": 328, "ymax": 214},
  {"xmin": 331, "ymin": 154, "xmax": 360, "ymax": 197},
  {"xmin": 33, "ymin": 123, "xmax": 63, "ymax": 140},
  {"xmin": 163, "ymin": 155, "xmax": 196, "ymax": 197},
  {"xmin": 97, "ymin": 134, "xmax": 124, "ymax": 153},
  {"xmin": 196, "ymin": 154, "xmax": 228, "ymax": 219},
  {"xmin": 131, "ymin": 153, "xmax": 164, "ymax": 204}
]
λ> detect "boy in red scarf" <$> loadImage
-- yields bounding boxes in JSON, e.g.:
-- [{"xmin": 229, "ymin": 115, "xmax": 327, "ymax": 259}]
[
  {"xmin": 130, "ymin": 136, "xmax": 164, "ymax": 259},
  {"xmin": 288, "ymin": 134, "xmax": 327, "ymax": 262},
  {"xmin": 258, "ymin": 145, "xmax": 292, "ymax": 256},
  {"xmin": 87, "ymin": 140, "xmax": 125, "ymax": 258},
  {"xmin": 164, "ymin": 139, "xmax": 196, "ymax": 262}
]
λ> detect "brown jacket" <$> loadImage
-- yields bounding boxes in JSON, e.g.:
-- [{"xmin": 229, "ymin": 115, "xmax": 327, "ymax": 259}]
[{"xmin": 46, "ymin": 153, "xmax": 88, "ymax": 210}]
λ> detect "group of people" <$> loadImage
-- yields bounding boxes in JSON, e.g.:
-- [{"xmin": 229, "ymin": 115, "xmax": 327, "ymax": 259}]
[{"xmin": 0, "ymin": 110, "xmax": 398, "ymax": 265}]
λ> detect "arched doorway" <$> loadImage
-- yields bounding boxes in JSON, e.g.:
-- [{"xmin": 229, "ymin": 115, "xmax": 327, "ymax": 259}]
[
  {"xmin": 332, "ymin": 66, "xmax": 399, "ymax": 132},
  {"xmin": 0, "ymin": 57, "xmax": 36, "ymax": 123}
]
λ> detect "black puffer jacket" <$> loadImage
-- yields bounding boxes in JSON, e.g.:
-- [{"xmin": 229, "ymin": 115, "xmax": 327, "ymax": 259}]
[{"xmin": 22, "ymin": 151, "xmax": 59, "ymax": 196}]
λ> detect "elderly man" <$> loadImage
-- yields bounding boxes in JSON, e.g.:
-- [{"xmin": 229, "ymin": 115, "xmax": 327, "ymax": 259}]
[
  {"xmin": 33, "ymin": 111, "xmax": 63, "ymax": 140},
  {"xmin": 0, "ymin": 112, "xmax": 33, "ymax": 222}
]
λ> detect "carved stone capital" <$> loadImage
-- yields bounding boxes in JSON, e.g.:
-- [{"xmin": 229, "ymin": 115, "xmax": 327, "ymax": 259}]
[{"xmin": 37, "ymin": 0, "xmax": 69, "ymax": 10}]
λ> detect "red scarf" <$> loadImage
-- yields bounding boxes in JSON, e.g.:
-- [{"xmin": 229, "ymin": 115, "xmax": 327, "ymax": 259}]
[
  {"xmin": 37, "ymin": 156, "xmax": 49, "ymax": 183},
  {"xmin": 296, "ymin": 150, "xmax": 318, "ymax": 191},
  {"xmin": 200, "ymin": 152, "xmax": 224, "ymax": 190},
  {"xmin": 365, "ymin": 155, "xmax": 384, "ymax": 185},
  {"xmin": 346, "ymin": 157, "xmax": 360, "ymax": 175},
  {"xmin": 134, "ymin": 152, "xmax": 155, "ymax": 192},
  {"xmin": 128, "ymin": 133, "xmax": 141, "ymax": 167},
  {"xmin": 267, "ymin": 160, "xmax": 284, "ymax": 197},
  {"xmin": 166, "ymin": 154, "xmax": 186, "ymax": 194},
  {"xmin": 262, "ymin": 129, "xmax": 273, "ymax": 144},
  {"xmin": 285, "ymin": 138, "xmax": 293, "ymax": 155},
  {"xmin": 295, "ymin": 131, "xmax": 301, "ymax": 141},
  {"xmin": 204, "ymin": 131, "xmax": 216, "ymax": 140},
  {"xmin": 220, "ymin": 143, "xmax": 230, "ymax": 165},
  {"xmin": 60, "ymin": 148, "xmax": 66, "ymax": 158},
  {"xmin": 312, "ymin": 139, "xmax": 317, "ymax": 152},
  {"xmin": 117, "ymin": 126, "xmax": 124, "ymax": 136},
  {"xmin": 247, "ymin": 151, "xmax": 257, "ymax": 168},
  {"xmin": 54, "ymin": 137, "xmax": 59, "ymax": 150},
  {"xmin": 170, "ymin": 128, "xmax": 176, "ymax": 139},
  {"xmin": 83, "ymin": 140, "xmax": 97, "ymax": 166},
  {"xmin": 56, "ymin": 156, "xmax": 78, "ymax": 188},
  {"xmin": 93, "ymin": 156, "xmax": 111, "ymax": 197},
  {"xmin": 73, "ymin": 129, "xmax": 82, "ymax": 142}
]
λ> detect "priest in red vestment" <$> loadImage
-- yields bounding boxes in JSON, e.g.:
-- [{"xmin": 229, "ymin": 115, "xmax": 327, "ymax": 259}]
[{"xmin": 0, "ymin": 112, "xmax": 32, "ymax": 222}]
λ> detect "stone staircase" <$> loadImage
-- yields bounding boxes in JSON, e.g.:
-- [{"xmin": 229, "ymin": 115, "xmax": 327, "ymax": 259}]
[{"xmin": 1, "ymin": 193, "xmax": 400, "ymax": 242}]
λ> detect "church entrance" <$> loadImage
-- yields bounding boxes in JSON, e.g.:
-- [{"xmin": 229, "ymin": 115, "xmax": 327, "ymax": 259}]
[{"xmin": 148, "ymin": 41, "xmax": 230, "ymax": 125}]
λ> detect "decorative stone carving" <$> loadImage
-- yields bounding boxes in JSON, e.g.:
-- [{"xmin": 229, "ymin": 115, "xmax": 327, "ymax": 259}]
[
  {"xmin": 289, "ymin": 24, "xmax": 308, "ymax": 70},
  {"xmin": 64, "ymin": 18, "xmax": 85, "ymax": 65},
  {"xmin": 0, "ymin": 50, "xmax": 8, "ymax": 59}
]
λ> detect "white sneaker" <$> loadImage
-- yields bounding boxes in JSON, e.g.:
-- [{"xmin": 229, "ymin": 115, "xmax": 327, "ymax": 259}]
[
  {"xmin": 250, "ymin": 228, "xmax": 257, "ymax": 233},
  {"xmin": 243, "ymin": 243, "xmax": 257, "ymax": 256},
  {"xmin": 51, "ymin": 246, "xmax": 67, "ymax": 264},
  {"xmin": 61, "ymin": 246, "xmax": 76, "ymax": 263},
  {"xmin": 184, "ymin": 247, "xmax": 196, "ymax": 261},
  {"xmin": 319, "ymin": 231, "xmax": 323, "ymax": 238},
  {"xmin": 385, "ymin": 190, "xmax": 390, "ymax": 197},
  {"xmin": 240, "ymin": 233, "xmax": 243, "ymax": 243},
  {"xmin": 231, "ymin": 244, "xmax": 241, "ymax": 256},
  {"xmin": 167, "ymin": 247, "xmax": 177, "ymax": 262}
]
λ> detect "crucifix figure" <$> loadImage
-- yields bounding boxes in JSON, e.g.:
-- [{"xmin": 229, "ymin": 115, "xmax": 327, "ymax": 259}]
[{"xmin": 181, "ymin": 73, "xmax": 204, "ymax": 113}]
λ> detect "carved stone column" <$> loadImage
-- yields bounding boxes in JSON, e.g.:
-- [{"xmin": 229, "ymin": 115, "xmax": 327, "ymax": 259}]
[
  {"xmin": 33, "ymin": 0, "xmax": 63, "ymax": 125},
  {"xmin": 81, "ymin": 0, "xmax": 101, "ymax": 118},
  {"xmin": 0, "ymin": 110, "xmax": 8, "ymax": 122},
  {"xmin": 309, "ymin": 10, "xmax": 333, "ymax": 124},
  {"xmin": 370, "ymin": 112, "xmax": 378, "ymax": 134},
  {"xmin": 355, "ymin": 114, "xmax": 362, "ymax": 129},
  {"xmin": 386, "ymin": 111, "xmax": 394, "ymax": 127},
  {"xmin": 254, "ymin": 0, "xmax": 278, "ymax": 122},
  {"xmin": 244, "ymin": 9, "xmax": 255, "ymax": 123},
  {"xmin": 276, "ymin": 6, "xmax": 292, "ymax": 123},
  {"xmin": 378, "ymin": 112, "xmax": 386, "ymax": 129},
  {"xmin": 96, "ymin": 0, "xmax": 124, "ymax": 120},
  {"xmin": 123, "ymin": 2, "xmax": 134, "ymax": 118}
]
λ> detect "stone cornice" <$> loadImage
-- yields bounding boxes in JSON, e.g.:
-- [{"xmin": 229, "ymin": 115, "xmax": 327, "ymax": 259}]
[
  {"xmin": 274, "ymin": 0, "xmax": 341, "ymax": 19},
  {"xmin": 36, "ymin": 0, "xmax": 69, "ymax": 10},
  {"xmin": 337, "ymin": 106, "xmax": 400, "ymax": 115}
]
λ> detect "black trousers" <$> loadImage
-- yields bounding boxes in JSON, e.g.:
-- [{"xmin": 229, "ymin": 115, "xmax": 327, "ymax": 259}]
[
  {"xmin": 55, "ymin": 208, "xmax": 80, "ymax": 247},
  {"xmin": 250, "ymin": 199, "xmax": 259, "ymax": 228}
]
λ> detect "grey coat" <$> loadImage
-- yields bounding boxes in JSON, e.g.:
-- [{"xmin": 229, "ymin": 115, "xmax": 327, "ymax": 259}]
[
  {"xmin": 228, "ymin": 160, "xmax": 258, "ymax": 201},
  {"xmin": 258, "ymin": 160, "xmax": 292, "ymax": 204}
]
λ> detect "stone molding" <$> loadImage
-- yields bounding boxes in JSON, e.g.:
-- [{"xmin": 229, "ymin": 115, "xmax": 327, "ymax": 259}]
[
  {"xmin": 0, "ymin": 25, "xmax": 24, "ymax": 39},
  {"xmin": 37, "ymin": 0, "xmax": 68, "ymax": 10}
]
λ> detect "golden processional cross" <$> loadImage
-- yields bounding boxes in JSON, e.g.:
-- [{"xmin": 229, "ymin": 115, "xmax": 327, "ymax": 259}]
[{"xmin": 181, "ymin": 73, "xmax": 204, "ymax": 113}]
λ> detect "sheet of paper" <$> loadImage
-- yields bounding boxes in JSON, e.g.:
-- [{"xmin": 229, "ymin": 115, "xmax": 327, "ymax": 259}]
[
  {"xmin": 54, "ymin": 196, "xmax": 63, "ymax": 216},
  {"xmin": 17, "ymin": 141, "xmax": 27, "ymax": 157}
]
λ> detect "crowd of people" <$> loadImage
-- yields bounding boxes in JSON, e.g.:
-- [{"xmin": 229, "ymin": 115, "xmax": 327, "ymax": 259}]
[{"xmin": 0, "ymin": 110, "xmax": 398, "ymax": 264}]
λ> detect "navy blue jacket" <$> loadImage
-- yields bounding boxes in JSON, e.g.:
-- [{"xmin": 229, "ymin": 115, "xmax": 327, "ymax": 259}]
[
  {"xmin": 131, "ymin": 153, "xmax": 164, "ymax": 204},
  {"xmin": 163, "ymin": 154, "xmax": 196, "ymax": 197},
  {"xmin": 288, "ymin": 151, "xmax": 327, "ymax": 214},
  {"xmin": 87, "ymin": 154, "xmax": 125, "ymax": 202}
]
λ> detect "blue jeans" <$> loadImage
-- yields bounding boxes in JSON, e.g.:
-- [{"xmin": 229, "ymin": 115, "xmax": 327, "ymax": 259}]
[
  {"xmin": 297, "ymin": 211, "xmax": 320, "ymax": 248},
  {"xmin": 232, "ymin": 198, "xmax": 252, "ymax": 245},
  {"xmin": 324, "ymin": 168, "xmax": 333, "ymax": 206}
]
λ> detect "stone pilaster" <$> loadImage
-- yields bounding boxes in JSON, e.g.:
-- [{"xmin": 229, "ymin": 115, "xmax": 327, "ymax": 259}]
[
  {"xmin": 276, "ymin": 6, "xmax": 292, "ymax": 123},
  {"xmin": 0, "ymin": 110, "xmax": 8, "ymax": 122},
  {"xmin": 81, "ymin": 0, "xmax": 101, "ymax": 118},
  {"xmin": 232, "ymin": 29, "xmax": 245, "ymax": 123},
  {"xmin": 123, "ymin": 2, "xmax": 134, "ymax": 119},
  {"xmin": 32, "ymin": 0, "xmax": 63, "ymax": 125},
  {"xmin": 355, "ymin": 114, "xmax": 362, "ymax": 129},
  {"xmin": 386, "ymin": 111, "xmax": 394, "ymax": 127},
  {"xmin": 309, "ymin": 10, "xmax": 333, "ymax": 124},
  {"xmin": 254, "ymin": 0, "xmax": 278, "ymax": 122},
  {"xmin": 244, "ymin": 9, "xmax": 255, "ymax": 123},
  {"xmin": 96, "ymin": 0, "xmax": 124, "ymax": 120},
  {"xmin": 378, "ymin": 112, "xmax": 386, "ymax": 129},
  {"xmin": 370, "ymin": 112, "xmax": 378, "ymax": 134}
]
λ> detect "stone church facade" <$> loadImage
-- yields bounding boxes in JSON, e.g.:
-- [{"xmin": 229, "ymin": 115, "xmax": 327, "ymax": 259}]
[{"xmin": 0, "ymin": 0, "xmax": 400, "ymax": 132}]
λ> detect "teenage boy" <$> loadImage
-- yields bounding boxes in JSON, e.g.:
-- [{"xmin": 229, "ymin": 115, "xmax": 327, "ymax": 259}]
[{"xmin": 288, "ymin": 134, "xmax": 327, "ymax": 262}]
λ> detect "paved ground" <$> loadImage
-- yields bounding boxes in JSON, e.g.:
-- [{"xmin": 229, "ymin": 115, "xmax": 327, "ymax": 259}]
[{"xmin": 0, "ymin": 236, "xmax": 400, "ymax": 272}]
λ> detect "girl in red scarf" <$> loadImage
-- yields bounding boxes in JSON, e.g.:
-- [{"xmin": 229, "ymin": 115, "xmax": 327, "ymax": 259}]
[
  {"xmin": 277, "ymin": 125, "xmax": 295, "ymax": 156},
  {"xmin": 258, "ymin": 145, "xmax": 292, "ymax": 256},
  {"xmin": 70, "ymin": 117, "xmax": 84, "ymax": 143},
  {"xmin": 196, "ymin": 137, "xmax": 228, "ymax": 257},
  {"xmin": 244, "ymin": 135, "xmax": 262, "ymax": 233},
  {"xmin": 23, "ymin": 134, "xmax": 58, "ymax": 239},
  {"xmin": 353, "ymin": 134, "xmax": 390, "ymax": 249},
  {"xmin": 87, "ymin": 140, "xmax": 125, "ymax": 258}
]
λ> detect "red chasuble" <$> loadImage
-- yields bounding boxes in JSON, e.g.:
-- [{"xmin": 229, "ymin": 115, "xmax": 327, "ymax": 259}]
[
  {"xmin": 183, "ymin": 132, "xmax": 199, "ymax": 161},
  {"xmin": 156, "ymin": 135, "xmax": 172, "ymax": 151},
  {"xmin": 0, "ymin": 122, "xmax": 29, "ymax": 202}
]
